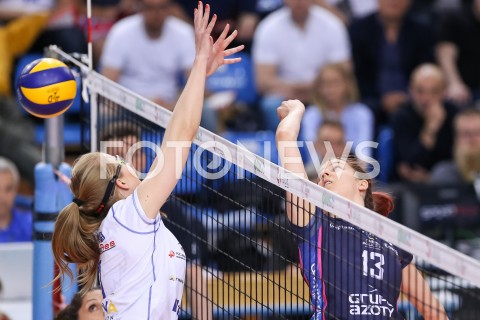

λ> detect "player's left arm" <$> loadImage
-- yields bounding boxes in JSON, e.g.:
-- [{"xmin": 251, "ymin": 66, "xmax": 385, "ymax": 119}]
[{"xmin": 401, "ymin": 263, "xmax": 449, "ymax": 320}]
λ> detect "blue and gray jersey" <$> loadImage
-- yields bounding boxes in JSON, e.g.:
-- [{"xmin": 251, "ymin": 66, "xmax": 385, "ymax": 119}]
[{"xmin": 291, "ymin": 209, "xmax": 413, "ymax": 319}]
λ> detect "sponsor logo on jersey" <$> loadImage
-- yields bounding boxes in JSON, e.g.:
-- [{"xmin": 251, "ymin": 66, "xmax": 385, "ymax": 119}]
[
  {"xmin": 309, "ymin": 263, "xmax": 323, "ymax": 312},
  {"xmin": 175, "ymin": 251, "xmax": 186, "ymax": 260},
  {"xmin": 103, "ymin": 300, "xmax": 118, "ymax": 316},
  {"xmin": 169, "ymin": 274, "xmax": 185, "ymax": 284},
  {"xmin": 172, "ymin": 299, "xmax": 181, "ymax": 315},
  {"xmin": 383, "ymin": 242, "xmax": 399, "ymax": 256},
  {"xmin": 329, "ymin": 222, "xmax": 356, "ymax": 231},
  {"xmin": 97, "ymin": 232, "xmax": 105, "ymax": 243},
  {"xmin": 99, "ymin": 240, "xmax": 116, "ymax": 253},
  {"xmin": 362, "ymin": 232, "xmax": 381, "ymax": 250},
  {"xmin": 168, "ymin": 250, "xmax": 185, "ymax": 260},
  {"xmin": 348, "ymin": 286, "xmax": 394, "ymax": 317}
]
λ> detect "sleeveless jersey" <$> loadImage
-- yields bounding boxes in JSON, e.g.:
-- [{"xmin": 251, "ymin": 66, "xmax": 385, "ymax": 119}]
[
  {"xmin": 291, "ymin": 209, "xmax": 413, "ymax": 319},
  {"xmin": 98, "ymin": 190, "xmax": 186, "ymax": 319}
]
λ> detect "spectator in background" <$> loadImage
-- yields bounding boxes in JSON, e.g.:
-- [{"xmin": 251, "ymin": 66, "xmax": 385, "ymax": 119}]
[
  {"xmin": 28, "ymin": 0, "xmax": 87, "ymax": 56},
  {"xmin": 252, "ymin": 0, "xmax": 351, "ymax": 131},
  {"xmin": 99, "ymin": 121, "xmax": 147, "ymax": 173},
  {"xmin": 0, "ymin": 98, "xmax": 41, "ymax": 187},
  {"xmin": 430, "ymin": 108, "xmax": 480, "ymax": 184},
  {"xmin": 392, "ymin": 64, "xmax": 457, "ymax": 183},
  {"xmin": 0, "ymin": 12, "xmax": 49, "ymax": 97},
  {"xmin": 0, "ymin": 0, "xmax": 83, "ymax": 95},
  {"xmin": 349, "ymin": 0, "xmax": 435, "ymax": 127},
  {"xmin": 100, "ymin": 0, "xmax": 195, "ymax": 110},
  {"xmin": 0, "ymin": 157, "xmax": 32, "ymax": 242},
  {"xmin": 436, "ymin": 0, "xmax": 480, "ymax": 107},
  {"xmin": 0, "ymin": 0, "xmax": 53, "ymax": 22},
  {"xmin": 172, "ymin": 0, "xmax": 259, "ymax": 52},
  {"xmin": 301, "ymin": 63, "xmax": 373, "ymax": 155},
  {"xmin": 305, "ymin": 120, "xmax": 347, "ymax": 181},
  {"xmin": 77, "ymin": 0, "xmax": 122, "ymax": 68}
]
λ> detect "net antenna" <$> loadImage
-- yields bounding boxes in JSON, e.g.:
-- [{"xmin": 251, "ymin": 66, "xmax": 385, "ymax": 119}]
[{"xmin": 86, "ymin": 0, "xmax": 93, "ymax": 72}]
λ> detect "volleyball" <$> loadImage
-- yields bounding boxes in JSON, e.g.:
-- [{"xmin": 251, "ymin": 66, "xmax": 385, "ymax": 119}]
[{"xmin": 15, "ymin": 58, "xmax": 77, "ymax": 118}]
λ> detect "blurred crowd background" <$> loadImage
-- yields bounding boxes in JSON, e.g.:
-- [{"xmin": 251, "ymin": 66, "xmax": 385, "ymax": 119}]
[{"xmin": 1, "ymin": 0, "xmax": 480, "ymax": 317}]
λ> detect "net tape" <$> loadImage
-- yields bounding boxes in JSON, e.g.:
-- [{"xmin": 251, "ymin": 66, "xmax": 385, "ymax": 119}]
[{"xmin": 47, "ymin": 46, "xmax": 480, "ymax": 288}]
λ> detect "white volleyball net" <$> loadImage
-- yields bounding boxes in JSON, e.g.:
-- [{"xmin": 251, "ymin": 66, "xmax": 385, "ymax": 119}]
[{"xmin": 51, "ymin": 46, "xmax": 480, "ymax": 320}]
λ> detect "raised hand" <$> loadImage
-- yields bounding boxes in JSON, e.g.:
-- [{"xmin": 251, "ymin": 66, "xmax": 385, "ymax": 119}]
[
  {"xmin": 194, "ymin": 2, "xmax": 244, "ymax": 76},
  {"xmin": 206, "ymin": 22, "xmax": 244, "ymax": 76},
  {"xmin": 194, "ymin": 2, "xmax": 216, "ymax": 61},
  {"xmin": 276, "ymin": 100, "xmax": 305, "ymax": 140},
  {"xmin": 277, "ymin": 99, "xmax": 305, "ymax": 121}
]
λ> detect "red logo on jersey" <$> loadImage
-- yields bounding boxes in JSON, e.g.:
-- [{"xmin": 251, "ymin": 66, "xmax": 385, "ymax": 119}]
[
  {"xmin": 99, "ymin": 240, "xmax": 116, "ymax": 253},
  {"xmin": 168, "ymin": 250, "xmax": 175, "ymax": 258}
]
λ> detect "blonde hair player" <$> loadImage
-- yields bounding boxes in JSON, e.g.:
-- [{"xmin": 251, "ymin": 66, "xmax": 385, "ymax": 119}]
[
  {"xmin": 276, "ymin": 99, "xmax": 449, "ymax": 319},
  {"xmin": 51, "ymin": 3, "xmax": 244, "ymax": 319}
]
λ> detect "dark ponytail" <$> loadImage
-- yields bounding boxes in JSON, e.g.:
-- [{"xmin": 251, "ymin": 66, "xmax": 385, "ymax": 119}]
[
  {"xmin": 372, "ymin": 192, "xmax": 394, "ymax": 217},
  {"xmin": 346, "ymin": 156, "xmax": 395, "ymax": 217}
]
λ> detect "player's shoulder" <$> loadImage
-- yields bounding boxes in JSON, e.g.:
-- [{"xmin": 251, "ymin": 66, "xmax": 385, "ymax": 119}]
[{"xmin": 102, "ymin": 189, "xmax": 161, "ymax": 234}]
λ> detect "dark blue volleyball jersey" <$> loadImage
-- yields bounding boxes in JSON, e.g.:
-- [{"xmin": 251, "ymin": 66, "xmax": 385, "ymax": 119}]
[{"xmin": 291, "ymin": 209, "xmax": 413, "ymax": 319}]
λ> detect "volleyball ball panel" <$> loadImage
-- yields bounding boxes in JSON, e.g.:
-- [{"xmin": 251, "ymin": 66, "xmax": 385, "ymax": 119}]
[{"xmin": 16, "ymin": 58, "xmax": 77, "ymax": 119}]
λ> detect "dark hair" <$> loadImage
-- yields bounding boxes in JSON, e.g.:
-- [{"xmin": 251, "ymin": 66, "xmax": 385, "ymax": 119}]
[
  {"xmin": 0, "ymin": 313, "xmax": 11, "ymax": 320},
  {"xmin": 99, "ymin": 120, "xmax": 141, "ymax": 142},
  {"xmin": 54, "ymin": 287, "xmax": 101, "ymax": 320},
  {"xmin": 345, "ymin": 157, "xmax": 394, "ymax": 217},
  {"xmin": 54, "ymin": 293, "xmax": 82, "ymax": 320}
]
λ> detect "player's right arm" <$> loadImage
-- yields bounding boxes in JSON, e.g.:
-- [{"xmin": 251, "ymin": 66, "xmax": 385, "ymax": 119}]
[
  {"xmin": 275, "ymin": 100, "xmax": 316, "ymax": 227},
  {"xmin": 137, "ymin": 2, "xmax": 243, "ymax": 219}
]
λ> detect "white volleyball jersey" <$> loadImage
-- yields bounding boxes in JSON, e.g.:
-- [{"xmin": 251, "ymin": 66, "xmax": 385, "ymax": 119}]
[{"xmin": 97, "ymin": 190, "xmax": 186, "ymax": 319}]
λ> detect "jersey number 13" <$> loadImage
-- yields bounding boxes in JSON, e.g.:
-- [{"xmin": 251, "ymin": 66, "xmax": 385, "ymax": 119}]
[{"xmin": 362, "ymin": 250, "xmax": 385, "ymax": 280}]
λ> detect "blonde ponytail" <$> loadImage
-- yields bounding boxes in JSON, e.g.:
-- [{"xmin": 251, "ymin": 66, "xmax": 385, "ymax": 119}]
[{"xmin": 51, "ymin": 152, "xmax": 122, "ymax": 294}]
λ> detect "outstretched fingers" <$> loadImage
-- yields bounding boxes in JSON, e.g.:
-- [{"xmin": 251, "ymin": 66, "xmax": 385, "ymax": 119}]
[
  {"xmin": 214, "ymin": 23, "xmax": 230, "ymax": 48},
  {"xmin": 205, "ymin": 13, "xmax": 217, "ymax": 36},
  {"xmin": 201, "ymin": 3, "xmax": 211, "ymax": 31},
  {"xmin": 194, "ymin": 2, "xmax": 202, "ymax": 28},
  {"xmin": 223, "ymin": 44, "xmax": 245, "ymax": 60},
  {"xmin": 222, "ymin": 29, "xmax": 239, "ymax": 50}
]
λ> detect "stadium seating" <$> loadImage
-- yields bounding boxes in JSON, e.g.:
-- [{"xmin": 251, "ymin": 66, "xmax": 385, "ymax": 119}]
[{"xmin": 206, "ymin": 52, "xmax": 257, "ymax": 105}]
